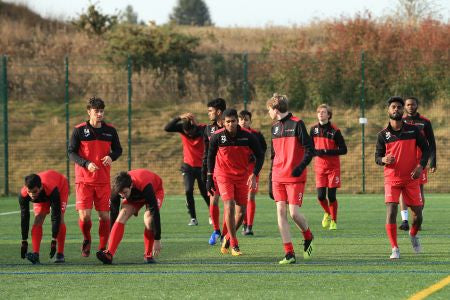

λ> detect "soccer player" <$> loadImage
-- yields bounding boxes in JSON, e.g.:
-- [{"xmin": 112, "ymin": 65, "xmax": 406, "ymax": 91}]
[
  {"xmin": 267, "ymin": 93, "xmax": 314, "ymax": 265},
  {"xmin": 207, "ymin": 109, "xmax": 264, "ymax": 256},
  {"xmin": 96, "ymin": 169, "xmax": 163, "ymax": 264},
  {"xmin": 164, "ymin": 112, "xmax": 209, "ymax": 226},
  {"xmin": 375, "ymin": 96, "xmax": 429, "ymax": 259},
  {"xmin": 202, "ymin": 98, "xmax": 227, "ymax": 245},
  {"xmin": 399, "ymin": 96, "xmax": 437, "ymax": 230},
  {"xmin": 238, "ymin": 110, "xmax": 267, "ymax": 236},
  {"xmin": 68, "ymin": 97, "xmax": 122, "ymax": 257},
  {"xmin": 310, "ymin": 104, "xmax": 347, "ymax": 230},
  {"xmin": 19, "ymin": 170, "xmax": 68, "ymax": 264}
]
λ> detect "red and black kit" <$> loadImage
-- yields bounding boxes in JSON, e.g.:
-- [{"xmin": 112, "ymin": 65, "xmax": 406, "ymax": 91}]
[
  {"xmin": 19, "ymin": 171, "xmax": 65, "ymax": 240},
  {"xmin": 202, "ymin": 122, "xmax": 223, "ymax": 177},
  {"xmin": 164, "ymin": 117, "xmax": 206, "ymax": 168},
  {"xmin": 403, "ymin": 113, "xmax": 436, "ymax": 169},
  {"xmin": 110, "ymin": 169, "xmax": 162, "ymax": 240},
  {"xmin": 207, "ymin": 126, "xmax": 264, "ymax": 180},
  {"xmin": 270, "ymin": 113, "xmax": 314, "ymax": 183},
  {"xmin": 310, "ymin": 122, "xmax": 347, "ymax": 172},
  {"xmin": 68, "ymin": 121, "xmax": 122, "ymax": 184},
  {"xmin": 375, "ymin": 122, "xmax": 430, "ymax": 182}
]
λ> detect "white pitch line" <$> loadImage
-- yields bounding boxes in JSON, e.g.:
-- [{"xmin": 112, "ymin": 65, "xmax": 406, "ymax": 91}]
[{"xmin": 0, "ymin": 204, "xmax": 75, "ymax": 216}]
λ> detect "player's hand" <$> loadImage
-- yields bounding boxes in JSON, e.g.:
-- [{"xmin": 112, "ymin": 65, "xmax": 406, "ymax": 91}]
[
  {"xmin": 87, "ymin": 162, "xmax": 99, "ymax": 172},
  {"xmin": 206, "ymin": 175, "xmax": 215, "ymax": 196},
  {"xmin": 291, "ymin": 166, "xmax": 304, "ymax": 177},
  {"xmin": 382, "ymin": 154, "xmax": 395, "ymax": 165},
  {"xmin": 430, "ymin": 167, "xmax": 436, "ymax": 173},
  {"xmin": 152, "ymin": 240, "xmax": 161, "ymax": 257},
  {"xmin": 101, "ymin": 156, "xmax": 112, "ymax": 166},
  {"xmin": 49, "ymin": 240, "xmax": 57, "ymax": 258},
  {"xmin": 247, "ymin": 173, "xmax": 257, "ymax": 190},
  {"xmin": 21, "ymin": 241, "xmax": 28, "ymax": 259},
  {"xmin": 411, "ymin": 165, "xmax": 423, "ymax": 180},
  {"xmin": 179, "ymin": 113, "xmax": 193, "ymax": 120}
]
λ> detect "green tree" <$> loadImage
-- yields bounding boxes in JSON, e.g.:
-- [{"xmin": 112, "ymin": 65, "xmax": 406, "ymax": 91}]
[
  {"xmin": 72, "ymin": 4, "xmax": 118, "ymax": 35},
  {"xmin": 394, "ymin": 0, "xmax": 441, "ymax": 23},
  {"xmin": 121, "ymin": 4, "xmax": 138, "ymax": 24},
  {"xmin": 104, "ymin": 24, "xmax": 200, "ymax": 96},
  {"xmin": 169, "ymin": 0, "xmax": 212, "ymax": 26}
]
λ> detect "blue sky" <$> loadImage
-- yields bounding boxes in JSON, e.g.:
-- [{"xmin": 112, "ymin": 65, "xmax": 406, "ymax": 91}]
[{"xmin": 7, "ymin": 0, "xmax": 449, "ymax": 27}]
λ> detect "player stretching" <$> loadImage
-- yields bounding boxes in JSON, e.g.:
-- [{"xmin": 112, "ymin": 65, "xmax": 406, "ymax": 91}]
[
  {"xmin": 19, "ymin": 170, "xmax": 68, "ymax": 264},
  {"xmin": 202, "ymin": 98, "xmax": 227, "ymax": 245},
  {"xmin": 68, "ymin": 97, "xmax": 122, "ymax": 257},
  {"xmin": 164, "ymin": 113, "xmax": 209, "ymax": 226},
  {"xmin": 96, "ymin": 169, "xmax": 163, "ymax": 264},
  {"xmin": 267, "ymin": 94, "xmax": 314, "ymax": 265},
  {"xmin": 310, "ymin": 104, "xmax": 347, "ymax": 230},
  {"xmin": 399, "ymin": 96, "xmax": 437, "ymax": 230},
  {"xmin": 238, "ymin": 110, "xmax": 267, "ymax": 236},
  {"xmin": 375, "ymin": 96, "xmax": 429, "ymax": 259},
  {"xmin": 207, "ymin": 109, "xmax": 264, "ymax": 256}
]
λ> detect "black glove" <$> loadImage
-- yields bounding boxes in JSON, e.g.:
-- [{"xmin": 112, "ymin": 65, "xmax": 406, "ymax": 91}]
[
  {"xmin": 291, "ymin": 165, "xmax": 305, "ymax": 177},
  {"xmin": 21, "ymin": 241, "xmax": 28, "ymax": 259},
  {"xmin": 49, "ymin": 240, "xmax": 57, "ymax": 258},
  {"xmin": 268, "ymin": 172, "xmax": 274, "ymax": 200},
  {"xmin": 206, "ymin": 174, "xmax": 215, "ymax": 195}
]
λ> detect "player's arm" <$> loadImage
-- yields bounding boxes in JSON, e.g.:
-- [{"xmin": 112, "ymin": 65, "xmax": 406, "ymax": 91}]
[
  {"xmin": 48, "ymin": 188, "xmax": 62, "ymax": 240},
  {"xmin": 48, "ymin": 188, "xmax": 61, "ymax": 258},
  {"xmin": 292, "ymin": 121, "xmax": 314, "ymax": 176},
  {"xmin": 206, "ymin": 134, "xmax": 219, "ymax": 193},
  {"xmin": 110, "ymin": 193, "xmax": 121, "ymax": 227},
  {"xmin": 257, "ymin": 131, "xmax": 268, "ymax": 155},
  {"xmin": 19, "ymin": 194, "xmax": 30, "ymax": 241},
  {"xmin": 375, "ymin": 133, "xmax": 386, "ymax": 166},
  {"xmin": 19, "ymin": 194, "xmax": 30, "ymax": 258},
  {"xmin": 109, "ymin": 128, "xmax": 123, "ymax": 161},
  {"xmin": 68, "ymin": 127, "xmax": 90, "ymax": 167},
  {"xmin": 269, "ymin": 139, "xmax": 274, "ymax": 199},
  {"xmin": 142, "ymin": 184, "xmax": 161, "ymax": 240},
  {"xmin": 164, "ymin": 117, "xmax": 183, "ymax": 133},
  {"xmin": 416, "ymin": 127, "xmax": 430, "ymax": 168},
  {"xmin": 201, "ymin": 127, "xmax": 210, "ymax": 182},
  {"xmin": 319, "ymin": 130, "xmax": 348, "ymax": 156},
  {"xmin": 248, "ymin": 133, "xmax": 264, "ymax": 176},
  {"xmin": 424, "ymin": 120, "xmax": 437, "ymax": 169}
]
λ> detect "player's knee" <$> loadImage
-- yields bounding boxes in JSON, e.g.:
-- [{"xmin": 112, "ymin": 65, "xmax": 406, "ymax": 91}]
[
  {"xmin": 33, "ymin": 214, "xmax": 46, "ymax": 225},
  {"xmin": 185, "ymin": 189, "xmax": 194, "ymax": 197}
]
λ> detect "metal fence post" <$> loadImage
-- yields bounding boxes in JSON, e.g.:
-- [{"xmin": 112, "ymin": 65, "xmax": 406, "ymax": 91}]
[
  {"xmin": 1, "ymin": 55, "xmax": 8, "ymax": 195},
  {"xmin": 127, "ymin": 56, "xmax": 132, "ymax": 171},
  {"xmin": 243, "ymin": 52, "xmax": 248, "ymax": 110},
  {"xmin": 65, "ymin": 56, "xmax": 70, "ymax": 189},
  {"xmin": 360, "ymin": 51, "xmax": 366, "ymax": 193}
]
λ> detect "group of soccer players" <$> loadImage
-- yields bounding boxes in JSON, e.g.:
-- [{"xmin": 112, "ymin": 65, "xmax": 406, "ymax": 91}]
[{"xmin": 18, "ymin": 93, "xmax": 436, "ymax": 264}]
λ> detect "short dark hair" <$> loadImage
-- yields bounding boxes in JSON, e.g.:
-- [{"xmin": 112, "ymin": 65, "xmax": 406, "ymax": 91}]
[
  {"xmin": 223, "ymin": 108, "xmax": 238, "ymax": 119},
  {"xmin": 24, "ymin": 174, "xmax": 41, "ymax": 189},
  {"xmin": 207, "ymin": 98, "xmax": 226, "ymax": 112},
  {"xmin": 87, "ymin": 97, "xmax": 105, "ymax": 110},
  {"xmin": 238, "ymin": 110, "xmax": 252, "ymax": 120},
  {"xmin": 405, "ymin": 96, "xmax": 419, "ymax": 106},
  {"xmin": 387, "ymin": 96, "xmax": 404, "ymax": 107},
  {"xmin": 113, "ymin": 171, "xmax": 132, "ymax": 194}
]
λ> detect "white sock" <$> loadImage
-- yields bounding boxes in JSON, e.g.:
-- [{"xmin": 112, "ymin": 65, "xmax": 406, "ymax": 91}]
[{"xmin": 401, "ymin": 210, "xmax": 408, "ymax": 222}]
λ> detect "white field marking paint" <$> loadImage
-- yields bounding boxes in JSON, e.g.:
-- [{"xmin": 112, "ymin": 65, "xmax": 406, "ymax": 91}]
[{"xmin": 0, "ymin": 204, "xmax": 75, "ymax": 216}]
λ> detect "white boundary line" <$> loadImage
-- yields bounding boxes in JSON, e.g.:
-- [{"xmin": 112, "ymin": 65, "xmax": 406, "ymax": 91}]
[{"xmin": 0, "ymin": 204, "xmax": 75, "ymax": 216}]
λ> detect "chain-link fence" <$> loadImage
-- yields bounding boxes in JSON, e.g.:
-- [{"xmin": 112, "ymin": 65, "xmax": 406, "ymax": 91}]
[{"xmin": 0, "ymin": 51, "xmax": 448, "ymax": 195}]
